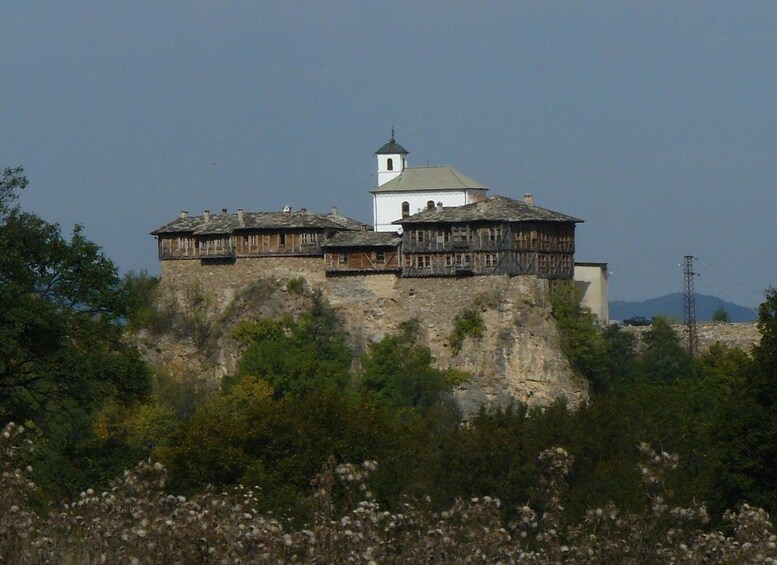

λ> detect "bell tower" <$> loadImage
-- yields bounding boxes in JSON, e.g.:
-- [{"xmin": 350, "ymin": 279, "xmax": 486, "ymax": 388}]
[{"xmin": 374, "ymin": 127, "xmax": 409, "ymax": 186}]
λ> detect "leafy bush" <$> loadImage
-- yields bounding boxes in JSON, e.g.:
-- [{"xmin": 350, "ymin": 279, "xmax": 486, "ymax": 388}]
[
  {"xmin": 232, "ymin": 293, "xmax": 351, "ymax": 398},
  {"xmin": 549, "ymin": 281, "xmax": 609, "ymax": 390},
  {"xmin": 286, "ymin": 276, "xmax": 307, "ymax": 294},
  {"xmin": 449, "ymin": 308, "xmax": 485, "ymax": 353},
  {"xmin": 361, "ymin": 322, "xmax": 451, "ymax": 409}
]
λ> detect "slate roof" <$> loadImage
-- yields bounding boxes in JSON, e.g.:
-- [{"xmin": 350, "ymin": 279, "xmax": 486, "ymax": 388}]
[
  {"xmin": 321, "ymin": 231, "xmax": 402, "ymax": 249},
  {"xmin": 374, "ymin": 135, "xmax": 409, "ymax": 155},
  {"xmin": 151, "ymin": 210, "xmax": 368, "ymax": 236},
  {"xmin": 371, "ymin": 166, "xmax": 488, "ymax": 194},
  {"xmin": 394, "ymin": 195, "xmax": 583, "ymax": 225}
]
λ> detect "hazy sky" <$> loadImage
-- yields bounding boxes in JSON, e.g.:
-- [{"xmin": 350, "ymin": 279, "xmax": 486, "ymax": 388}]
[{"xmin": 2, "ymin": 2, "xmax": 775, "ymax": 306}]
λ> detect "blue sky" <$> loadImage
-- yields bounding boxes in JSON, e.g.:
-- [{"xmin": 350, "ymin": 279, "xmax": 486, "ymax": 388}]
[{"xmin": 2, "ymin": 2, "xmax": 775, "ymax": 305}]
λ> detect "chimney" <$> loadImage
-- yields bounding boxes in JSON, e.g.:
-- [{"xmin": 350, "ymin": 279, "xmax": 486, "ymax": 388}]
[
  {"xmin": 237, "ymin": 208, "xmax": 244, "ymax": 223},
  {"xmin": 300, "ymin": 207, "xmax": 307, "ymax": 213},
  {"xmin": 331, "ymin": 206, "xmax": 338, "ymax": 216},
  {"xmin": 436, "ymin": 201, "xmax": 443, "ymax": 211},
  {"xmin": 221, "ymin": 208, "xmax": 228, "ymax": 214},
  {"xmin": 203, "ymin": 209, "xmax": 210, "ymax": 222},
  {"xmin": 283, "ymin": 205, "xmax": 291, "ymax": 213},
  {"xmin": 523, "ymin": 194, "xmax": 534, "ymax": 205},
  {"xmin": 180, "ymin": 210, "xmax": 188, "ymax": 219}
]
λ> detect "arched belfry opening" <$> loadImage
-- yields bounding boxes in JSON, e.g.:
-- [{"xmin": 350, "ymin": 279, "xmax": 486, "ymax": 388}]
[{"xmin": 375, "ymin": 128, "xmax": 409, "ymax": 187}]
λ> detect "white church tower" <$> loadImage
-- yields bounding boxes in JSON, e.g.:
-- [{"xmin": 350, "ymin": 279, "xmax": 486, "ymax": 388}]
[
  {"xmin": 371, "ymin": 132, "xmax": 489, "ymax": 231},
  {"xmin": 375, "ymin": 128, "xmax": 408, "ymax": 186}
]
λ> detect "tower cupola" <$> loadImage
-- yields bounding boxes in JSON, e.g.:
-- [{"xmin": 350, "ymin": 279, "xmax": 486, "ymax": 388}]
[{"xmin": 375, "ymin": 128, "xmax": 408, "ymax": 186}]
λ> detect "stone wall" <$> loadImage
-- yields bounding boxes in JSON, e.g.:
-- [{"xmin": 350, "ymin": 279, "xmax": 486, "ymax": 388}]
[
  {"xmin": 159, "ymin": 256, "xmax": 325, "ymax": 312},
  {"xmin": 622, "ymin": 322, "xmax": 760, "ymax": 353}
]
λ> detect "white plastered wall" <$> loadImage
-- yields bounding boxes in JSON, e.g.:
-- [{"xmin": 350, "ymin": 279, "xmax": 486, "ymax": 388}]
[
  {"xmin": 373, "ymin": 189, "xmax": 487, "ymax": 232},
  {"xmin": 574, "ymin": 264, "xmax": 609, "ymax": 324}
]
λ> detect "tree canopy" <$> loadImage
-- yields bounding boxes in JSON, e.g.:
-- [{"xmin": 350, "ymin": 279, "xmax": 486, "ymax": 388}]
[{"xmin": 0, "ymin": 167, "xmax": 150, "ymax": 494}]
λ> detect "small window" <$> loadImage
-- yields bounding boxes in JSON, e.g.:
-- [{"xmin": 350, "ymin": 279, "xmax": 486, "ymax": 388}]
[
  {"xmin": 387, "ymin": 158, "xmax": 394, "ymax": 171},
  {"xmin": 456, "ymin": 253, "xmax": 471, "ymax": 267},
  {"xmin": 445, "ymin": 255, "xmax": 453, "ymax": 267},
  {"xmin": 452, "ymin": 226, "xmax": 469, "ymax": 242},
  {"xmin": 427, "ymin": 200, "xmax": 435, "ymax": 209},
  {"xmin": 339, "ymin": 253, "xmax": 348, "ymax": 265},
  {"xmin": 411, "ymin": 230, "xmax": 426, "ymax": 244},
  {"xmin": 301, "ymin": 233, "xmax": 316, "ymax": 245},
  {"xmin": 375, "ymin": 251, "xmax": 385, "ymax": 264},
  {"xmin": 401, "ymin": 201, "xmax": 410, "ymax": 218},
  {"xmin": 279, "ymin": 233, "xmax": 286, "ymax": 246}
]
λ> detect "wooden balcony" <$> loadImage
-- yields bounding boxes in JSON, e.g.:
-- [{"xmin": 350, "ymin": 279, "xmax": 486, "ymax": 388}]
[{"xmin": 199, "ymin": 245, "xmax": 235, "ymax": 259}]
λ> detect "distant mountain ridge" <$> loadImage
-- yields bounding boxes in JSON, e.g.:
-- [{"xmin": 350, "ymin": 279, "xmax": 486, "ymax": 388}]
[{"xmin": 610, "ymin": 293, "xmax": 757, "ymax": 323}]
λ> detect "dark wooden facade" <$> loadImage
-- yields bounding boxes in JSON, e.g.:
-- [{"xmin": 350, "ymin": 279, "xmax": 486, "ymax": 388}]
[
  {"xmin": 396, "ymin": 196, "xmax": 581, "ymax": 280},
  {"xmin": 157, "ymin": 230, "xmax": 330, "ymax": 260},
  {"xmin": 152, "ymin": 210, "xmax": 366, "ymax": 263},
  {"xmin": 322, "ymin": 232, "xmax": 402, "ymax": 274},
  {"xmin": 400, "ymin": 221, "xmax": 575, "ymax": 278}
]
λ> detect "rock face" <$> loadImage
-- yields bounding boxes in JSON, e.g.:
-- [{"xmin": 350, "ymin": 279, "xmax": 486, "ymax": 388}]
[
  {"xmin": 149, "ymin": 260, "xmax": 589, "ymax": 416},
  {"xmin": 326, "ymin": 274, "xmax": 588, "ymax": 417}
]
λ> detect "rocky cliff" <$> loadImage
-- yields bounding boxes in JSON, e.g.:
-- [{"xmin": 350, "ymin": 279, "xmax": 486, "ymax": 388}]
[
  {"xmin": 143, "ymin": 266, "xmax": 590, "ymax": 416},
  {"xmin": 326, "ymin": 274, "xmax": 588, "ymax": 417}
]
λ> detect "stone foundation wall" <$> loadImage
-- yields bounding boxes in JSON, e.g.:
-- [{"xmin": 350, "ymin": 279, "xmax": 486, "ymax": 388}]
[{"xmin": 159, "ymin": 257, "xmax": 326, "ymax": 312}]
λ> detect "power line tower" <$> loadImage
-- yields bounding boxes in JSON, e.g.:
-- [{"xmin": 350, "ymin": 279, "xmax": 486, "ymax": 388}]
[{"xmin": 683, "ymin": 255, "xmax": 699, "ymax": 358}]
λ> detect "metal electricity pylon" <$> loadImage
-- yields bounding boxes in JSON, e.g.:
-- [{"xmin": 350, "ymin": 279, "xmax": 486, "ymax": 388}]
[{"xmin": 683, "ymin": 255, "xmax": 699, "ymax": 358}]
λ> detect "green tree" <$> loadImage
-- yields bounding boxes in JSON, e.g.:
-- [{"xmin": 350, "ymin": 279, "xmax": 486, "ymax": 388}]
[
  {"xmin": 233, "ymin": 293, "xmax": 351, "ymax": 398},
  {"xmin": 0, "ymin": 166, "xmax": 27, "ymax": 212},
  {"xmin": 0, "ymin": 167, "xmax": 150, "ymax": 495},
  {"xmin": 639, "ymin": 317, "xmax": 696, "ymax": 382},
  {"xmin": 712, "ymin": 306, "xmax": 730, "ymax": 322},
  {"xmin": 601, "ymin": 324, "xmax": 640, "ymax": 384},
  {"xmin": 549, "ymin": 281, "xmax": 610, "ymax": 391},
  {"xmin": 163, "ymin": 380, "xmax": 401, "ymax": 515},
  {"xmin": 121, "ymin": 270, "xmax": 163, "ymax": 330},
  {"xmin": 361, "ymin": 321, "xmax": 450, "ymax": 410}
]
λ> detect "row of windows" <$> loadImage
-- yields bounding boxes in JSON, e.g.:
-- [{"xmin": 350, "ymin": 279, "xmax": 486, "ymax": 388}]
[
  {"xmin": 402, "ymin": 252, "xmax": 572, "ymax": 272},
  {"xmin": 400, "ymin": 200, "xmax": 444, "ymax": 219},
  {"xmin": 336, "ymin": 251, "xmax": 387, "ymax": 266},
  {"xmin": 405, "ymin": 254, "xmax": 474, "ymax": 270},
  {"xmin": 406, "ymin": 227, "xmax": 574, "ymax": 249}
]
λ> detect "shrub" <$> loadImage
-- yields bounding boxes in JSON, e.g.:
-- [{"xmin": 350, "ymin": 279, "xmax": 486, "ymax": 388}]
[
  {"xmin": 449, "ymin": 308, "xmax": 485, "ymax": 353},
  {"xmin": 286, "ymin": 276, "xmax": 306, "ymax": 295}
]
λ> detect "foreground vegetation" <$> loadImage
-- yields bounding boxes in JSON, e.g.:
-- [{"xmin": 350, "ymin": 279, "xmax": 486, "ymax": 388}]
[
  {"xmin": 3, "ymin": 421, "xmax": 776, "ymax": 563},
  {"xmin": 3, "ymin": 166, "xmax": 777, "ymax": 561}
]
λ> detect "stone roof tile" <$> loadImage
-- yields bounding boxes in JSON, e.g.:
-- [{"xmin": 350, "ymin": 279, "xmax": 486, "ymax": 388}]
[
  {"xmin": 151, "ymin": 210, "xmax": 368, "ymax": 236},
  {"xmin": 322, "ymin": 231, "xmax": 402, "ymax": 248},
  {"xmin": 394, "ymin": 195, "xmax": 582, "ymax": 225}
]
